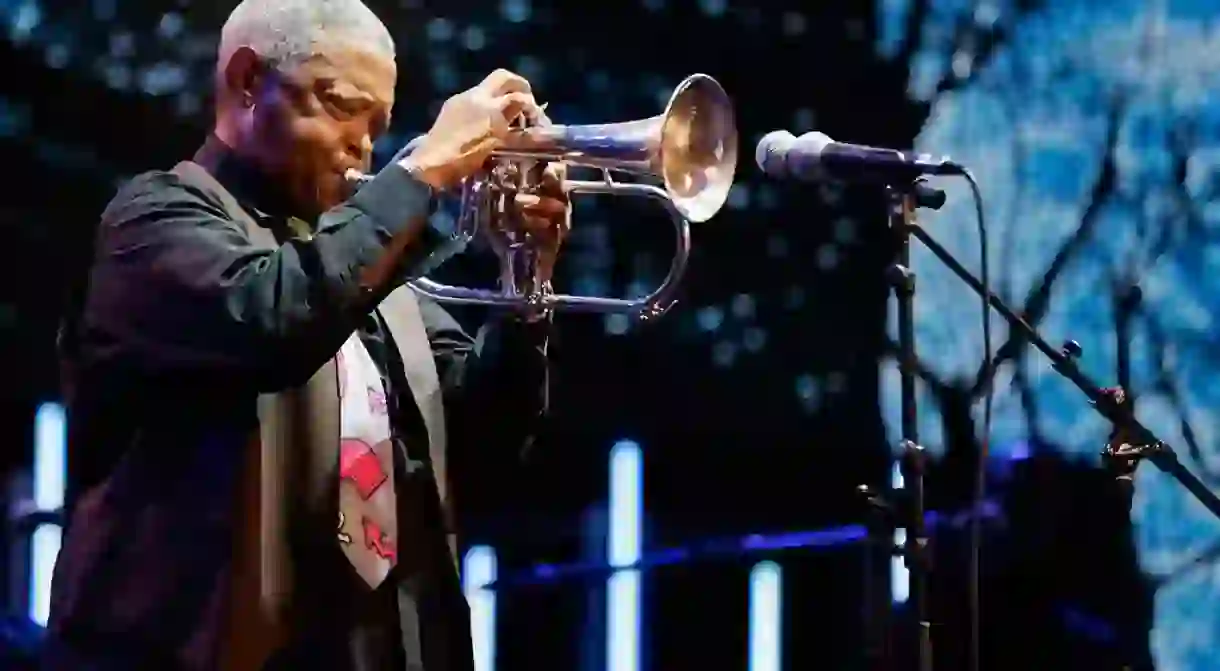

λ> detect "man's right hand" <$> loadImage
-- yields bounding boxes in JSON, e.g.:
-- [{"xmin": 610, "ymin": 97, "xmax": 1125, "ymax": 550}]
[{"xmin": 400, "ymin": 69, "xmax": 541, "ymax": 191}]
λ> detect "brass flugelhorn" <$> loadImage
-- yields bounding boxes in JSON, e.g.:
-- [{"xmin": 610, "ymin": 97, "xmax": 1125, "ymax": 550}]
[{"xmin": 351, "ymin": 73, "xmax": 737, "ymax": 320}]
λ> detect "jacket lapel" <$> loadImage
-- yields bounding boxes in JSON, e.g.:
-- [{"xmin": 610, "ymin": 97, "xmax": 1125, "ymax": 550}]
[
  {"xmin": 171, "ymin": 160, "xmax": 457, "ymax": 659},
  {"xmin": 377, "ymin": 287, "xmax": 448, "ymax": 504}
]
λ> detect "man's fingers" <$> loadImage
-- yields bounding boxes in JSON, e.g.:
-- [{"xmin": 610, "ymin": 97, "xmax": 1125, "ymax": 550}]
[
  {"xmin": 515, "ymin": 195, "xmax": 571, "ymax": 238},
  {"xmin": 534, "ymin": 102, "xmax": 553, "ymax": 127},
  {"xmin": 517, "ymin": 214, "xmax": 572, "ymax": 240},
  {"xmin": 514, "ymin": 194, "xmax": 569, "ymax": 220},
  {"xmin": 482, "ymin": 69, "xmax": 532, "ymax": 96},
  {"xmin": 540, "ymin": 162, "xmax": 567, "ymax": 191},
  {"xmin": 495, "ymin": 92, "xmax": 542, "ymax": 131}
]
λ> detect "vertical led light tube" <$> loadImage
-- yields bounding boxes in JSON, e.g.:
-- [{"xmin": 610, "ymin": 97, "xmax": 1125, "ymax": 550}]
[
  {"xmin": 607, "ymin": 440, "xmax": 642, "ymax": 671},
  {"xmin": 30, "ymin": 402, "xmax": 66, "ymax": 626},
  {"xmin": 748, "ymin": 561, "xmax": 782, "ymax": 671},
  {"xmin": 463, "ymin": 545, "xmax": 498, "ymax": 671}
]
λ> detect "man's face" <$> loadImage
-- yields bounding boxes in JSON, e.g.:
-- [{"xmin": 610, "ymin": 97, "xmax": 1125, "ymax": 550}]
[{"xmin": 247, "ymin": 46, "xmax": 396, "ymax": 219}]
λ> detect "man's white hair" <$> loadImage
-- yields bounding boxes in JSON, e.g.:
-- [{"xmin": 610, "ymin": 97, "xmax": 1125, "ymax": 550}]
[{"xmin": 218, "ymin": 0, "xmax": 395, "ymax": 73}]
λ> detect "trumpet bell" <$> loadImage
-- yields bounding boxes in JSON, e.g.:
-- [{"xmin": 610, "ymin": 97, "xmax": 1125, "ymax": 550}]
[
  {"xmin": 501, "ymin": 73, "xmax": 737, "ymax": 224},
  {"xmin": 657, "ymin": 73, "xmax": 738, "ymax": 223}
]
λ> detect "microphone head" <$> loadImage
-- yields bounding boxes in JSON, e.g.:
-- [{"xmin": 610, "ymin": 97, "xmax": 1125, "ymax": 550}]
[
  {"xmin": 755, "ymin": 130, "xmax": 797, "ymax": 176},
  {"xmin": 791, "ymin": 132, "xmax": 834, "ymax": 158},
  {"xmin": 755, "ymin": 131, "xmax": 836, "ymax": 179}
]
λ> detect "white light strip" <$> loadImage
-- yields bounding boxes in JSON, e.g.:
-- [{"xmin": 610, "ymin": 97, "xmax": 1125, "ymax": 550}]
[
  {"xmin": 30, "ymin": 525, "xmax": 62, "ymax": 627},
  {"xmin": 891, "ymin": 461, "xmax": 909, "ymax": 604},
  {"xmin": 30, "ymin": 401, "xmax": 66, "ymax": 626},
  {"xmin": 34, "ymin": 402, "xmax": 65, "ymax": 511},
  {"xmin": 607, "ymin": 440, "xmax": 642, "ymax": 671},
  {"xmin": 748, "ymin": 561, "xmax": 783, "ymax": 671},
  {"xmin": 463, "ymin": 545, "xmax": 498, "ymax": 671}
]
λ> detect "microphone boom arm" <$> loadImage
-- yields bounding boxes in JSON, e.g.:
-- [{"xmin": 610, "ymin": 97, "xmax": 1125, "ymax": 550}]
[{"xmin": 906, "ymin": 222, "xmax": 1220, "ymax": 521}]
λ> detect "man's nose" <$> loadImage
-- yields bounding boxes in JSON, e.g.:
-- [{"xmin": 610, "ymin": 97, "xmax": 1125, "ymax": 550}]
[{"xmin": 347, "ymin": 132, "xmax": 373, "ymax": 166}]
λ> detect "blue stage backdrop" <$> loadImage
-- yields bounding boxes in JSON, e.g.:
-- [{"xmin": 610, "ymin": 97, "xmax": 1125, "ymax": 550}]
[{"xmin": 876, "ymin": 0, "xmax": 1220, "ymax": 669}]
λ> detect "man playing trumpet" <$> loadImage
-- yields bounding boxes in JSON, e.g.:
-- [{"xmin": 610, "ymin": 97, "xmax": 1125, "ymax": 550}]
[{"xmin": 46, "ymin": 0, "xmax": 569, "ymax": 669}]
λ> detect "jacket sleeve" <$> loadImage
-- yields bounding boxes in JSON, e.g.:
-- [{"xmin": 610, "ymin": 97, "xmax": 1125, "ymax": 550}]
[
  {"xmin": 417, "ymin": 297, "xmax": 551, "ymax": 460},
  {"xmin": 80, "ymin": 164, "xmax": 452, "ymax": 392}
]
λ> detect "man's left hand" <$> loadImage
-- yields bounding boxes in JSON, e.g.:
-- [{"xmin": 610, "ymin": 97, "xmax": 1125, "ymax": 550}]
[{"xmin": 512, "ymin": 163, "xmax": 571, "ymax": 282}]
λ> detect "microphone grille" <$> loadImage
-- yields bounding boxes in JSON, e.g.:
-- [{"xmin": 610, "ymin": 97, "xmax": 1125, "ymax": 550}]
[{"xmin": 755, "ymin": 130, "xmax": 796, "ymax": 176}]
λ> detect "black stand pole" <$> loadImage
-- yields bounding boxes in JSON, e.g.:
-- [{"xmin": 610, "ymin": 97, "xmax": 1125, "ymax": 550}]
[
  {"xmin": 859, "ymin": 181, "xmax": 945, "ymax": 671},
  {"xmin": 858, "ymin": 483, "xmax": 893, "ymax": 670},
  {"xmin": 905, "ymin": 222, "xmax": 1220, "ymax": 523},
  {"xmin": 890, "ymin": 184, "xmax": 939, "ymax": 671},
  {"xmin": 900, "ymin": 440, "xmax": 931, "ymax": 671}
]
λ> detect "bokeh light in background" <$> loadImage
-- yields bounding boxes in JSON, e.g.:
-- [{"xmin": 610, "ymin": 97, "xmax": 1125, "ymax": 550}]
[{"xmin": 0, "ymin": 0, "xmax": 1216, "ymax": 669}]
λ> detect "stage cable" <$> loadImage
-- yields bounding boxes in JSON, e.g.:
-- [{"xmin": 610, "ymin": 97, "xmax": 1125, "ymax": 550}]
[{"xmin": 963, "ymin": 170, "xmax": 992, "ymax": 671}]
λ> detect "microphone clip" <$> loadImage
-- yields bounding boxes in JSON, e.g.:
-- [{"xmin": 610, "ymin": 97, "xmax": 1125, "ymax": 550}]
[{"xmin": 898, "ymin": 178, "xmax": 947, "ymax": 211}]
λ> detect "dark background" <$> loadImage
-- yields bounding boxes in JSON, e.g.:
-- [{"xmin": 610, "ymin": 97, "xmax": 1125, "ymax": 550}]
[{"xmin": 4, "ymin": 0, "xmax": 1215, "ymax": 669}]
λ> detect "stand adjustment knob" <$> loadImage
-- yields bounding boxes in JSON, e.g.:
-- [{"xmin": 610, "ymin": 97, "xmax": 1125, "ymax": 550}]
[{"xmin": 1061, "ymin": 339, "xmax": 1083, "ymax": 359}]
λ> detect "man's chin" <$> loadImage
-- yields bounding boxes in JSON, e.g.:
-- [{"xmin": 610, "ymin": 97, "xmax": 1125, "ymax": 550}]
[
  {"xmin": 332, "ymin": 169, "xmax": 361, "ymax": 201},
  {"xmin": 308, "ymin": 178, "xmax": 347, "ymax": 217}
]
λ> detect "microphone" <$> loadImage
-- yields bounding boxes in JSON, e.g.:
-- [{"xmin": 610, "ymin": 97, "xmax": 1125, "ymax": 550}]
[{"xmin": 755, "ymin": 130, "xmax": 965, "ymax": 183}]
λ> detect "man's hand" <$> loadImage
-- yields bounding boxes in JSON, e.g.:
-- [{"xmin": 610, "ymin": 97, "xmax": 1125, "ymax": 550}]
[
  {"xmin": 513, "ymin": 162, "xmax": 571, "ymax": 283},
  {"xmin": 401, "ymin": 69, "xmax": 543, "ymax": 190}
]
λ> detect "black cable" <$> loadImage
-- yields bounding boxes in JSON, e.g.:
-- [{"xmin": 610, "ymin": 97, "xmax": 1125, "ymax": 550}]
[{"xmin": 962, "ymin": 169, "xmax": 992, "ymax": 671}]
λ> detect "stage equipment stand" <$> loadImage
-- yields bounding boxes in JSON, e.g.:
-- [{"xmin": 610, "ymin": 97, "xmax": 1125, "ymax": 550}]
[
  {"xmin": 905, "ymin": 211, "xmax": 1220, "ymax": 666},
  {"xmin": 859, "ymin": 180, "xmax": 945, "ymax": 671},
  {"xmin": 905, "ymin": 222, "xmax": 1220, "ymax": 518}
]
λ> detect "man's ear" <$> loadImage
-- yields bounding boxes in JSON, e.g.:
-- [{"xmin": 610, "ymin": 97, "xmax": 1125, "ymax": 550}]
[{"xmin": 222, "ymin": 46, "xmax": 267, "ymax": 107}]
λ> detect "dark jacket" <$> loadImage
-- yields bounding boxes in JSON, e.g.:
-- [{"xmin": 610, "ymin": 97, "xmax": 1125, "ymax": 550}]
[{"xmin": 44, "ymin": 140, "xmax": 549, "ymax": 670}]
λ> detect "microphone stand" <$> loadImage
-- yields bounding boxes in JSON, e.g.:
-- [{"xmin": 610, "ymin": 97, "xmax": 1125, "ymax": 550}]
[
  {"xmin": 891, "ymin": 183, "xmax": 940, "ymax": 671},
  {"xmin": 902, "ymin": 218, "xmax": 1220, "ymax": 606},
  {"xmin": 859, "ymin": 180, "xmax": 944, "ymax": 671},
  {"xmin": 908, "ymin": 221, "xmax": 1220, "ymax": 515}
]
